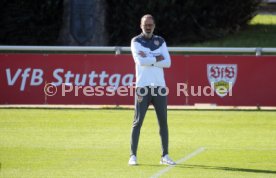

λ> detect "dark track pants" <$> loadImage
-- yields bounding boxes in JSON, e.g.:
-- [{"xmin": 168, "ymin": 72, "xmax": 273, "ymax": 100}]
[{"xmin": 130, "ymin": 86, "xmax": 168, "ymax": 157}]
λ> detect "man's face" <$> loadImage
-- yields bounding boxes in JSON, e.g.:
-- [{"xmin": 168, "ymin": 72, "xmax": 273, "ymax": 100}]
[{"xmin": 140, "ymin": 17, "xmax": 155, "ymax": 38}]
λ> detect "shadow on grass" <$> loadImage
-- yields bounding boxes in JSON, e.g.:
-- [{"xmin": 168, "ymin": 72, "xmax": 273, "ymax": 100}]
[
  {"xmin": 137, "ymin": 164, "xmax": 164, "ymax": 167},
  {"xmin": 177, "ymin": 164, "xmax": 276, "ymax": 174}
]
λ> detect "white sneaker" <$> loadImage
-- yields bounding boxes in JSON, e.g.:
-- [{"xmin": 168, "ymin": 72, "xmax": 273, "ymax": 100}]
[
  {"xmin": 160, "ymin": 155, "xmax": 176, "ymax": 165},
  {"xmin": 128, "ymin": 155, "xmax": 137, "ymax": 166}
]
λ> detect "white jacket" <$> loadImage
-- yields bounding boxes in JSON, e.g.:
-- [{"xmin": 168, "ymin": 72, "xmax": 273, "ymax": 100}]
[{"xmin": 131, "ymin": 34, "xmax": 171, "ymax": 87}]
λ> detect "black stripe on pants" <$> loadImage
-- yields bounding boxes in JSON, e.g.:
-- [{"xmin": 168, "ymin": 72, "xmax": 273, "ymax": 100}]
[{"xmin": 130, "ymin": 86, "xmax": 168, "ymax": 157}]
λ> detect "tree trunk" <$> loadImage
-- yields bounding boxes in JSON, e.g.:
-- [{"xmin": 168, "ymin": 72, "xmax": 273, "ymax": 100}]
[{"xmin": 58, "ymin": 0, "xmax": 107, "ymax": 46}]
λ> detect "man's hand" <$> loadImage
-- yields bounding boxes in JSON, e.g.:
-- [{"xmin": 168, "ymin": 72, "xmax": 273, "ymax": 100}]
[
  {"xmin": 156, "ymin": 55, "xmax": 164, "ymax": 62},
  {"xmin": 138, "ymin": 51, "xmax": 164, "ymax": 63},
  {"xmin": 138, "ymin": 51, "xmax": 147, "ymax": 57}
]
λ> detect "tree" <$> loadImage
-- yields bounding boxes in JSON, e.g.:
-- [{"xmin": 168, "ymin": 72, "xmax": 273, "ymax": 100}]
[
  {"xmin": 58, "ymin": 0, "xmax": 108, "ymax": 46},
  {"xmin": 0, "ymin": 0, "xmax": 63, "ymax": 45},
  {"xmin": 106, "ymin": 0, "xmax": 261, "ymax": 45}
]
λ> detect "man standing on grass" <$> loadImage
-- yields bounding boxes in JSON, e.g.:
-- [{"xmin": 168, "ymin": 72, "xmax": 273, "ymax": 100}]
[{"xmin": 128, "ymin": 14, "xmax": 175, "ymax": 166}]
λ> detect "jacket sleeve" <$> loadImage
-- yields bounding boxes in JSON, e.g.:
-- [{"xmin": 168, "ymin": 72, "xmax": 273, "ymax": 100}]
[
  {"xmin": 153, "ymin": 42, "xmax": 171, "ymax": 68},
  {"xmin": 131, "ymin": 39, "xmax": 156, "ymax": 66}
]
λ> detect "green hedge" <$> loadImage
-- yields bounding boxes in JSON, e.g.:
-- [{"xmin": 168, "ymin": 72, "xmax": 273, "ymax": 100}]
[
  {"xmin": 0, "ymin": 0, "xmax": 260, "ymax": 46},
  {"xmin": 0, "ymin": 0, "xmax": 63, "ymax": 45},
  {"xmin": 106, "ymin": 0, "xmax": 261, "ymax": 45}
]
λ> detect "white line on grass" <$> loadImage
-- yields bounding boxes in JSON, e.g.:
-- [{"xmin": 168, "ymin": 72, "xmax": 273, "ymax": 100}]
[{"xmin": 150, "ymin": 147, "xmax": 205, "ymax": 178}]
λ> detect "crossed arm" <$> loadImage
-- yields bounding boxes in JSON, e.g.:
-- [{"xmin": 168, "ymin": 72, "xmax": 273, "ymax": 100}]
[{"xmin": 131, "ymin": 41, "xmax": 171, "ymax": 68}]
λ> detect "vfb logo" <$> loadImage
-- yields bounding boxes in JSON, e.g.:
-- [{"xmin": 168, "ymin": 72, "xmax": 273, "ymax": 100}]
[{"xmin": 207, "ymin": 64, "xmax": 237, "ymax": 97}]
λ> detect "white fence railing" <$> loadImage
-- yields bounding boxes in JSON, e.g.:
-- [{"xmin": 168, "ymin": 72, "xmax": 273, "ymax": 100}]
[{"xmin": 1, "ymin": 45, "xmax": 276, "ymax": 56}]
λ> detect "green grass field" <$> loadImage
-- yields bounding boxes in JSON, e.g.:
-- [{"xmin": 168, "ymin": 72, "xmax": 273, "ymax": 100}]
[
  {"xmin": 188, "ymin": 14, "xmax": 276, "ymax": 48},
  {"xmin": 0, "ymin": 109, "xmax": 276, "ymax": 178}
]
